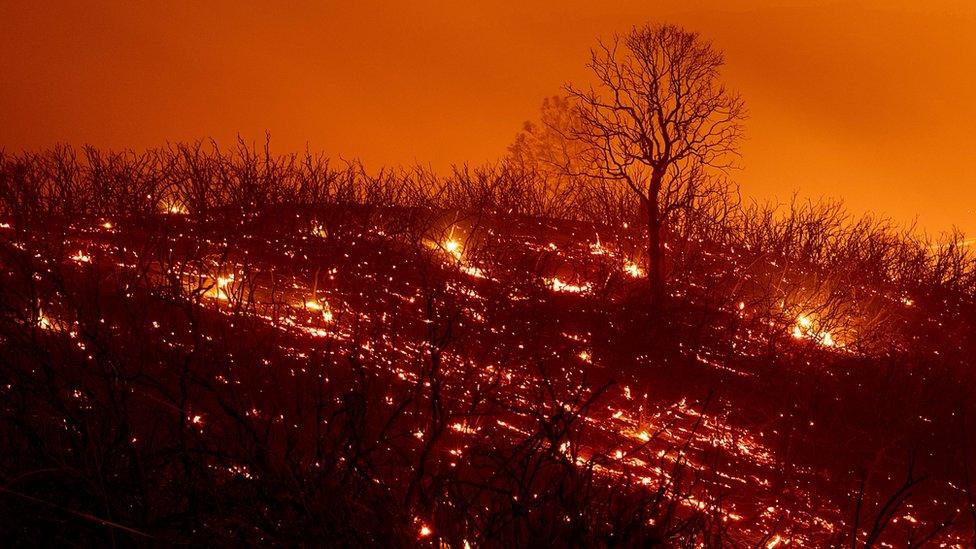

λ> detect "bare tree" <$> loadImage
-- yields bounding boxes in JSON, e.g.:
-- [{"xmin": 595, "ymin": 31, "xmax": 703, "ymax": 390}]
[{"xmin": 567, "ymin": 24, "xmax": 745, "ymax": 305}]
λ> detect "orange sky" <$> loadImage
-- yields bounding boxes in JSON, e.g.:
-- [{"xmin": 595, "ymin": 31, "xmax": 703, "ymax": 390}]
[{"xmin": 2, "ymin": 1, "xmax": 975, "ymax": 236}]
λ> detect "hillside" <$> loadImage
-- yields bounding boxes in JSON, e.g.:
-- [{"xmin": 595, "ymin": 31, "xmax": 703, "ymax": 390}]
[{"xmin": 1, "ymin": 173, "xmax": 974, "ymax": 546}]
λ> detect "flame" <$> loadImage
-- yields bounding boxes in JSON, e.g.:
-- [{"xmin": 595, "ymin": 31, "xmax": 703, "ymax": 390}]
[
  {"xmin": 161, "ymin": 199, "xmax": 188, "ymax": 215},
  {"xmin": 37, "ymin": 309, "xmax": 56, "ymax": 331},
  {"xmin": 590, "ymin": 235, "xmax": 605, "ymax": 255},
  {"xmin": 204, "ymin": 274, "xmax": 234, "ymax": 301},
  {"xmin": 70, "ymin": 251, "xmax": 91, "ymax": 263},
  {"xmin": 460, "ymin": 264, "xmax": 485, "ymax": 278},
  {"xmin": 304, "ymin": 299, "xmax": 333, "ymax": 322},
  {"xmin": 548, "ymin": 277, "xmax": 591, "ymax": 294},
  {"xmin": 792, "ymin": 313, "xmax": 837, "ymax": 348},
  {"xmin": 444, "ymin": 238, "xmax": 462, "ymax": 260},
  {"xmin": 623, "ymin": 261, "xmax": 643, "ymax": 278}
]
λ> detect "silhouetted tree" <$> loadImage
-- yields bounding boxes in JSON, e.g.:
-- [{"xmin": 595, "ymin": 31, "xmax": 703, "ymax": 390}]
[{"xmin": 567, "ymin": 24, "xmax": 745, "ymax": 306}]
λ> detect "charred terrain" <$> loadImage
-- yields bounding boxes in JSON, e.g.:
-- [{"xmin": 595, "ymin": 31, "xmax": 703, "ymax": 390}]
[{"xmin": 0, "ymin": 144, "xmax": 975, "ymax": 547}]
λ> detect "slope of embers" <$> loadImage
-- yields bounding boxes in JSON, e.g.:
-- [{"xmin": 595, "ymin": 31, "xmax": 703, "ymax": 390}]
[{"xmin": 0, "ymin": 204, "xmax": 974, "ymax": 547}]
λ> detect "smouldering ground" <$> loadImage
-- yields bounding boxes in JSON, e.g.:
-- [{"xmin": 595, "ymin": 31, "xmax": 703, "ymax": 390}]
[{"xmin": 2, "ymin": 207, "xmax": 972, "ymax": 546}]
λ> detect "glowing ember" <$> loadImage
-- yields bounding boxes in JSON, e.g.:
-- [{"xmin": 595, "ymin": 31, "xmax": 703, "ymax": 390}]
[
  {"xmin": 70, "ymin": 251, "xmax": 91, "ymax": 263},
  {"xmin": 451, "ymin": 422, "xmax": 478, "ymax": 434}
]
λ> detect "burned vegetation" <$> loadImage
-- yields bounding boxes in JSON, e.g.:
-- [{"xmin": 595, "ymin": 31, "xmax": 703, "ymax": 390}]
[{"xmin": 0, "ymin": 138, "xmax": 975, "ymax": 547}]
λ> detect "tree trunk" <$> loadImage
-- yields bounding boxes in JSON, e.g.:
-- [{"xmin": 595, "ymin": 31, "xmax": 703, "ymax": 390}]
[{"xmin": 647, "ymin": 176, "xmax": 665, "ymax": 307}]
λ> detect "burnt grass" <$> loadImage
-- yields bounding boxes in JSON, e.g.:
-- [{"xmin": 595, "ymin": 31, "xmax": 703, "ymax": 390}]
[{"xmin": 0, "ymin": 204, "xmax": 974, "ymax": 547}]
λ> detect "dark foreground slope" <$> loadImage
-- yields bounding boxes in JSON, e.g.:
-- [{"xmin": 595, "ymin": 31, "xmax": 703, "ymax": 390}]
[{"xmin": 1, "ymin": 200, "xmax": 974, "ymax": 547}]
